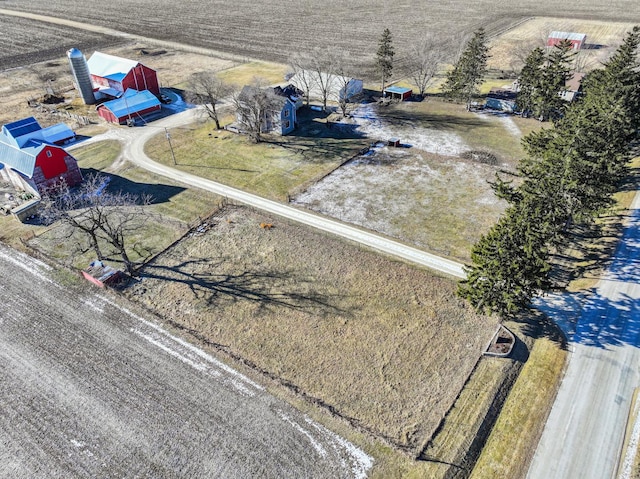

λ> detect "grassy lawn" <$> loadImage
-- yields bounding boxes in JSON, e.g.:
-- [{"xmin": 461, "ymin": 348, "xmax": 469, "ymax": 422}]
[
  {"xmin": 391, "ymin": 99, "xmax": 530, "ymax": 165},
  {"xmin": 145, "ymin": 110, "xmax": 369, "ymax": 201},
  {"xmin": 126, "ymin": 205, "xmax": 498, "ymax": 460},
  {"xmin": 470, "ymin": 314, "xmax": 567, "ymax": 479},
  {"xmin": 216, "ymin": 60, "xmax": 289, "ymax": 87},
  {"xmin": 27, "ymin": 140, "xmax": 223, "ymax": 270}
]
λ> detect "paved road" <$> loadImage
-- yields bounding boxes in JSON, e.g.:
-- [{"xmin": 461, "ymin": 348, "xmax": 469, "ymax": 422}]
[
  {"xmin": 527, "ymin": 190, "xmax": 640, "ymax": 479},
  {"xmin": 0, "ymin": 244, "xmax": 372, "ymax": 478}
]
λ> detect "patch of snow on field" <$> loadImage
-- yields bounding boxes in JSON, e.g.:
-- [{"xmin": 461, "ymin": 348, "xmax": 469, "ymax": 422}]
[
  {"xmin": 82, "ymin": 298, "xmax": 104, "ymax": 313},
  {"xmin": 276, "ymin": 410, "xmax": 327, "ymax": 458},
  {"xmin": 350, "ymin": 104, "xmax": 469, "ymax": 155},
  {"xmin": 99, "ymin": 295, "xmax": 264, "ymax": 394},
  {"xmin": 294, "ymin": 150, "xmax": 440, "ymax": 236},
  {"xmin": 0, "ymin": 248, "xmax": 54, "ymax": 285},
  {"xmin": 306, "ymin": 417, "xmax": 374, "ymax": 479},
  {"xmin": 473, "ymin": 110, "xmax": 522, "ymax": 137}
]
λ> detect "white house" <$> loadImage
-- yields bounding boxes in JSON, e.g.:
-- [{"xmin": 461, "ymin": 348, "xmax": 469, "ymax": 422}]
[{"xmin": 290, "ymin": 70, "xmax": 363, "ymax": 102}]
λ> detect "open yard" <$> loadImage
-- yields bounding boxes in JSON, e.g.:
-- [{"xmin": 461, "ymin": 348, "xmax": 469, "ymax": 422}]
[
  {"xmin": 291, "ymin": 100, "xmax": 536, "ymax": 262},
  {"xmin": 25, "ymin": 140, "xmax": 223, "ymax": 271},
  {"xmin": 145, "ymin": 108, "xmax": 369, "ymax": 201},
  {"xmin": 125, "ymin": 204, "xmax": 498, "ymax": 456}
]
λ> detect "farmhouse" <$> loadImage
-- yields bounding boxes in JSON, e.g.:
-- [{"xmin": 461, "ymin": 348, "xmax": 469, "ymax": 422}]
[
  {"xmin": 96, "ymin": 89, "xmax": 161, "ymax": 125},
  {"xmin": 547, "ymin": 31, "xmax": 587, "ymax": 50},
  {"xmin": 87, "ymin": 51, "xmax": 160, "ymax": 98},
  {"xmin": 0, "ymin": 117, "xmax": 82, "ymax": 196},
  {"xmin": 236, "ymin": 85, "xmax": 297, "ymax": 135},
  {"xmin": 290, "ymin": 71, "xmax": 363, "ymax": 102}
]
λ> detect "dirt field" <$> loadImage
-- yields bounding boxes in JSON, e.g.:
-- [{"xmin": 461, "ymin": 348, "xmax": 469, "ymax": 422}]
[
  {"xmin": 0, "ymin": 244, "xmax": 373, "ymax": 479},
  {"xmin": 126, "ymin": 205, "xmax": 498, "ymax": 453},
  {"xmin": 488, "ymin": 17, "xmax": 639, "ymax": 72},
  {"xmin": 2, "ymin": 2, "xmax": 639, "ymax": 76}
]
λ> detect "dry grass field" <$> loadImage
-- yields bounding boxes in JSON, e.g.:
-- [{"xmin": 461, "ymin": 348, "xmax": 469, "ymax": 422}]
[
  {"xmin": 2, "ymin": 2, "xmax": 639, "ymax": 77},
  {"xmin": 488, "ymin": 17, "xmax": 639, "ymax": 72},
  {"xmin": 125, "ymin": 204, "xmax": 499, "ymax": 456}
]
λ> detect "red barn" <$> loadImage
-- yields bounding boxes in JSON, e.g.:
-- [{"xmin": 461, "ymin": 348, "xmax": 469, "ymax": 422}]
[
  {"xmin": 96, "ymin": 89, "xmax": 161, "ymax": 124},
  {"xmin": 547, "ymin": 31, "xmax": 587, "ymax": 50},
  {"xmin": 0, "ymin": 117, "xmax": 82, "ymax": 196},
  {"xmin": 88, "ymin": 51, "xmax": 160, "ymax": 97}
]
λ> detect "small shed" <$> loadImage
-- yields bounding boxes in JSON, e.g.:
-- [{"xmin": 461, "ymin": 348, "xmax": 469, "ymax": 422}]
[
  {"xmin": 81, "ymin": 260, "xmax": 124, "ymax": 287},
  {"xmin": 547, "ymin": 31, "xmax": 587, "ymax": 50},
  {"xmin": 384, "ymin": 86, "xmax": 412, "ymax": 101}
]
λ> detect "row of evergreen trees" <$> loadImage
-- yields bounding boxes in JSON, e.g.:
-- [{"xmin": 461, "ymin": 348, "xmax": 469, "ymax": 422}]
[{"xmin": 458, "ymin": 26, "xmax": 640, "ymax": 318}]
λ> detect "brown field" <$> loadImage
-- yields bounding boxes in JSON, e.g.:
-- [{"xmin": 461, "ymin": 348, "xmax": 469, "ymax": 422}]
[
  {"xmin": 126, "ymin": 205, "xmax": 498, "ymax": 453},
  {"xmin": 1, "ymin": 2, "xmax": 639, "ymax": 77},
  {"xmin": 0, "ymin": 13, "xmax": 122, "ymax": 70}
]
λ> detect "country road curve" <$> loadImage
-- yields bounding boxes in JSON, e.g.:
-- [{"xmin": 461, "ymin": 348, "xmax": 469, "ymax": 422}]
[
  {"xmin": 0, "ymin": 243, "xmax": 372, "ymax": 478},
  {"xmin": 527, "ymin": 190, "xmax": 640, "ymax": 479}
]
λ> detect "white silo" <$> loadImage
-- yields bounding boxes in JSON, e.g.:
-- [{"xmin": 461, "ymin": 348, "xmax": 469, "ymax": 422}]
[{"xmin": 67, "ymin": 48, "xmax": 95, "ymax": 105}]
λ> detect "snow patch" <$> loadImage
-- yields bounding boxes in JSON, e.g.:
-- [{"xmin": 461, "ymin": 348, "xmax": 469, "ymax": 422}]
[
  {"xmin": 306, "ymin": 417, "xmax": 374, "ymax": 479},
  {"xmin": 99, "ymin": 295, "xmax": 264, "ymax": 395},
  {"xmin": 0, "ymin": 248, "xmax": 54, "ymax": 285},
  {"xmin": 276, "ymin": 410, "xmax": 327, "ymax": 458},
  {"xmin": 349, "ymin": 104, "xmax": 469, "ymax": 156}
]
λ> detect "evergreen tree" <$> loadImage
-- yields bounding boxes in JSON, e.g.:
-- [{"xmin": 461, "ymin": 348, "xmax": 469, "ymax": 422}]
[
  {"xmin": 535, "ymin": 39, "xmax": 575, "ymax": 121},
  {"xmin": 459, "ymin": 27, "xmax": 640, "ymax": 318},
  {"xmin": 443, "ymin": 28, "xmax": 489, "ymax": 110},
  {"xmin": 516, "ymin": 47, "xmax": 545, "ymax": 117},
  {"xmin": 376, "ymin": 28, "xmax": 395, "ymax": 93}
]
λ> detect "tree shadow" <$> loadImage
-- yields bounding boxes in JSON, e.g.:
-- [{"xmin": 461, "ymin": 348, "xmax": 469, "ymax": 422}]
[
  {"xmin": 534, "ymin": 204, "xmax": 640, "ymax": 349},
  {"xmin": 134, "ymin": 257, "xmax": 351, "ymax": 317},
  {"xmin": 80, "ymin": 168, "xmax": 185, "ymax": 205}
]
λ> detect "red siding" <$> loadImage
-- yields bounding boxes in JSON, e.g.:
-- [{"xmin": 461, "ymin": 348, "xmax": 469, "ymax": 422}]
[
  {"xmin": 36, "ymin": 146, "xmax": 68, "ymax": 179},
  {"xmin": 122, "ymin": 64, "xmax": 160, "ymax": 96},
  {"xmin": 547, "ymin": 38, "xmax": 583, "ymax": 50},
  {"xmin": 97, "ymin": 105, "xmax": 117, "ymax": 123}
]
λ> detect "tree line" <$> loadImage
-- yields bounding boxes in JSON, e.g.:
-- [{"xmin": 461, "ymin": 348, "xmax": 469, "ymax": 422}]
[{"xmin": 458, "ymin": 26, "xmax": 640, "ymax": 318}]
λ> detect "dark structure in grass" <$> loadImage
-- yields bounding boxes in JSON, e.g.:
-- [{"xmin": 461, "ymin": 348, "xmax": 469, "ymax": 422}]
[{"xmin": 81, "ymin": 260, "xmax": 125, "ymax": 288}]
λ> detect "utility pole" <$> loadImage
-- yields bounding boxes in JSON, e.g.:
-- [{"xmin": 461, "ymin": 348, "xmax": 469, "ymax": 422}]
[{"xmin": 165, "ymin": 127, "xmax": 177, "ymax": 165}]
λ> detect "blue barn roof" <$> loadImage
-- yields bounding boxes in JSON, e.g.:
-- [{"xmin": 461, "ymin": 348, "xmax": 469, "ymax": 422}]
[
  {"xmin": 384, "ymin": 86, "xmax": 412, "ymax": 95},
  {"xmin": 99, "ymin": 89, "xmax": 160, "ymax": 120}
]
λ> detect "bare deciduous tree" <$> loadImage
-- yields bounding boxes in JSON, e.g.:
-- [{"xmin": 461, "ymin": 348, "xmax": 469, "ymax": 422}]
[
  {"xmin": 333, "ymin": 54, "xmax": 358, "ymax": 117},
  {"xmin": 407, "ymin": 34, "xmax": 450, "ymax": 97},
  {"xmin": 233, "ymin": 80, "xmax": 281, "ymax": 143},
  {"xmin": 289, "ymin": 52, "xmax": 316, "ymax": 106},
  {"xmin": 187, "ymin": 71, "xmax": 233, "ymax": 129},
  {"xmin": 41, "ymin": 173, "xmax": 153, "ymax": 276},
  {"xmin": 308, "ymin": 48, "xmax": 337, "ymax": 111}
]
